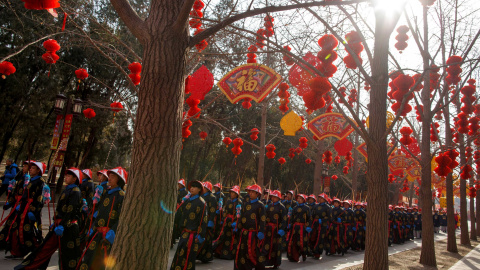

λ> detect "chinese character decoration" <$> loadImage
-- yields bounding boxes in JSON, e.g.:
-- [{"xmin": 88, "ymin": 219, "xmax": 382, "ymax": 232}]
[
  {"xmin": 217, "ymin": 63, "xmax": 282, "ymax": 107},
  {"xmin": 388, "ymin": 154, "xmax": 415, "ymax": 177},
  {"xmin": 280, "ymin": 111, "xmax": 303, "ymax": 136},
  {"xmin": 307, "ymin": 113, "xmax": 354, "ymax": 141}
]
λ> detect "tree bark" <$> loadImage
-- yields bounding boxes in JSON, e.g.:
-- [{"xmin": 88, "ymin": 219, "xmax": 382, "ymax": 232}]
[
  {"xmin": 419, "ymin": 5, "xmax": 436, "ymax": 267},
  {"xmin": 469, "ymin": 147, "xmax": 476, "ymax": 240},
  {"xmin": 476, "ymin": 183, "xmax": 480, "ymax": 236},
  {"xmin": 313, "ymin": 142, "xmax": 325, "ymax": 195},
  {"xmin": 256, "ymin": 103, "xmax": 267, "ymax": 187},
  {"xmin": 458, "ymin": 135, "xmax": 471, "ymax": 246},
  {"xmin": 363, "ymin": 10, "xmax": 390, "ymax": 270},
  {"xmin": 109, "ymin": 2, "xmax": 188, "ymax": 268}
]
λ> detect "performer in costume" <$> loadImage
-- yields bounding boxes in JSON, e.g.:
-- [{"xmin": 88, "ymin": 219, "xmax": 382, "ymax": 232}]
[
  {"xmin": 405, "ymin": 208, "xmax": 414, "ymax": 240},
  {"xmin": 388, "ymin": 205, "xmax": 394, "ymax": 246},
  {"xmin": 234, "ymin": 184, "xmax": 266, "ymax": 270},
  {"xmin": 310, "ymin": 193, "xmax": 330, "ymax": 259},
  {"xmin": 262, "ymin": 190, "xmax": 286, "ymax": 269},
  {"xmin": 261, "ymin": 189, "xmax": 271, "ymax": 205},
  {"xmin": 15, "ymin": 167, "xmax": 82, "ymax": 270},
  {"xmin": 213, "ymin": 185, "xmax": 242, "ymax": 260},
  {"xmin": 352, "ymin": 202, "xmax": 366, "ymax": 251},
  {"xmin": 413, "ymin": 206, "xmax": 422, "ymax": 239},
  {"xmin": 287, "ymin": 194, "xmax": 311, "ymax": 262},
  {"xmin": 213, "ymin": 183, "xmax": 225, "ymax": 239},
  {"xmin": 196, "ymin": 181, "xmax": 217, "ymax": 263},
  {"xmin": 170, "ymin": 180, "xmax": 207, "ymax": 270},
  {"xmin": 433, "ymin": 209, "xmax": 440, "ymax": 233},
  {"xmin": 172, "ymin": 179, "xmax": 188, "ymax": 247},
  {"xmin": 342, "ymin": 200, "xmax": 354, "ymax": 252},
  {"xmin": 78, "ymin": 167, "xmax": 127, "ymax": 270},
  {"xmin": 393, "ymin": 206, "xmax": 404, "ymax": 244},
  {"xmin": 281, "ymin": 190, "xmax": 297, "ymax": 252},
  {"xmin": 440, "ymin": 209, "xmax": 447, "ymax": 233},
  {"xmin": 327, "ymin": 197, "xmax": 345, "ymax": 255}
]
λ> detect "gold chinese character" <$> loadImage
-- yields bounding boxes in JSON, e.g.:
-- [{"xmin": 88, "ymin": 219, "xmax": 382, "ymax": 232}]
[{"xmin": 236, "ymin": 69, "xmax": 258, "ymax": 92}]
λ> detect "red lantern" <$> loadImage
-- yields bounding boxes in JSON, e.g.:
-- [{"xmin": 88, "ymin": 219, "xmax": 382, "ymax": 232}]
[
  {"xmin": 331, "ymin": 175, "xmax": 338, "ymax": 181},
  {"xmin": 343, "ymin": 31, "xmax": 363, "ymax": 69},
  {"xmin": 323, "ymin": 151, "xmax": 333, "ymax": 164},
  {"xmin": 299, "ymin": 137, "xmax": 308, "ymax": 149},
  {"xmin": 83, "ymin": 108, "xmax": 96, "ymax": 119},
  {"xmin": 343, "ymin": 166, "xmax": 349, "ymax": 174},
  {"xmin": 75, "ymin": 68, "xmax": 89, "ymax": 81},
  {"xmin": 446, "ymin": 55, "xmax": 462, "ymax": 86},
  {"xmin": 334, "ymin": 138, "xmax": 353, "ymax": 156},
  {"xmin": 278, "ymin": 157, "xmax": 286, "ymax": 165},
  {"xmin": 242, "ymin": 98, "xmax": 252, "ymax": 109},
  {"xmin": 186, "ymin": 97, "xmax": 201, "ymax": 118},
  {"xmin": 434, "ymin": 153, "xmax": 452, "ymax": 177},
  {"xmin": 305, "ymin": 158, "xmax": 312, "ymax": 164},
  {"xmin": 0, "ymin": 61, "xmax": 16, "ymax": 79},
  {"xmin": 199, "ymin": 131, "xmax": 208, "ymax": 140},
  {"xmin": 110, "ymin": 102, "xmax": 124, "ymax": 113},
  {"xmin": 266, "ymin": 144, "xmax": 276, "ymax": 159},
  {"xmin": 23, "ymin": 0, "xmax": 60, "ymax": 10},
  {"xmin": 128, "ymin": 62, "xmax": 142, "ymax": 85},
  {"xmin": 42, "ymin": 52, "xmax": 59, "ymax": 64},
  {"xmin": 222, "ymin": 137, "xmax": 232, "ymax": 148},
  {"xmin": 250, "ymin": 128, "xmax": 259, "ymax": 141},
  {"xmin": 334, "ymin": 156, "xmax": 341, "ymax": 164},
  {"xmin": 388, "ymin": 174, "xmax": 395, "ymax": 183},
  {"xmin": 394, "ymin": 25, "xmax": 409, "ymax": 53},
  {"xmin": 43, "ymin": 39, "xmax": 60, "ymax": 53},
  {"xmin": 231, "ymin": 138, "xmax": 243, "ymax": 157}
]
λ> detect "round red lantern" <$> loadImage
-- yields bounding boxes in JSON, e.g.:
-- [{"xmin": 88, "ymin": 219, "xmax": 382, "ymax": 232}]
[
  {"xmin": 278, "ymin": 157, "xmax": 286, "ymax": 165},
  {"xmin": 0, "ymin": 61, "xmax": 16, "ymax": 79},
  {"xmin": 223, "ymin": 137, "xmax": 232, "ymax": 147},
  {"xmin": 199, "ymin": 131, "xmax": 208, "ymax": 140},
  {"xmin": 75, "ymin": 68, "xmax": 89, "ymax": 81},
  {"xmin": 83, "ymin": 108, "xmax": 96, "ymax": 119}
]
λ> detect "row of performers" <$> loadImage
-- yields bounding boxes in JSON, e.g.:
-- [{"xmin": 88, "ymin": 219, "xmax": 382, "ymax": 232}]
[
  {"xmin": 0, "ymin": 160, "xmax": 127, "ymax": 270},
  {"xmin": 171, "ymin": 181, "xmax": 370, "ymax": 270}
]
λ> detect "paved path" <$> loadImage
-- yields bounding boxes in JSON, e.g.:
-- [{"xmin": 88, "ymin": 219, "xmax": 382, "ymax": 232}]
[{"xmin": 450, "ymin": 243, "xmax": 480, "ymax": 270}]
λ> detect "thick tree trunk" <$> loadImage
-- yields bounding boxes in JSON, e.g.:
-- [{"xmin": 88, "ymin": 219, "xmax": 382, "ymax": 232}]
[
  {"xmin": 443, "ymin": 95, "xmax": 457, "ymax": 252},
  {"xmin": 256, "ymin": 103, "xmax": 267, "ymax": 187},
  {"xmin": 313, "ymin": 142, "xmax": 325, "ymax": 195},
  {"xmin": 109, "ymin": 19, "xmax": 188, "ymax": 268},
  {"xmin": 476, "ymin": 184, "xmax": 480, "ymax": 236},
  {"xmin": 458, "ymin": 136, "xmax": 471, "ymax": 246},
  {"xmin": 363, "ymin": 11, "xmax": 390, "ymax": 270},
  {"xmin": 419, "ymin": 5, "xmax": 436, "ymax": 267}
]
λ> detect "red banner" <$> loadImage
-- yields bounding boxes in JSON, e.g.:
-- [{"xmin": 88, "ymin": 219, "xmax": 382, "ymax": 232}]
[
  {"xmin": 307, "ymin": 113, "xmax": 355, "ymax": 140},
  {"xmin": 217, "ymin": 63, "xmax": 282, "ymax": 104},
  {"xmin": 58, "ymin": 114, "xmax": 72, "ymax": 151},
  {"xmin": 53, "ymin": 152, "xmax": 65, "ymax": 168},
  {"xmin": 50, "ymin": 115, "xmax": 63, "ymax": 150}
]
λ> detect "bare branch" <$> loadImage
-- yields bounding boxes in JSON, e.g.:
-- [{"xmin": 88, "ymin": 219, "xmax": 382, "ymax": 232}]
[
  {"xmin": 0, "ymin": 33, "xmax": 60, "ymax": 63},
  {"xmin": 189, "ymin": 0, "xmax": 368, "ymax": 46},
  {"xmin": 172, "ymin": 0, "xmax": 196, "ymax": 32},
  {"xmin": 110, "ymin": 0, "xmax": 148, "ymax": 42}
]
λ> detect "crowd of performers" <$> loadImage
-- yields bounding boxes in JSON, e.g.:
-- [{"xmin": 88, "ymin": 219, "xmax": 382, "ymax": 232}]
[
  {"xmin": 171, "ymin": 180, "xmax": 455, "ymax": 270},
  {"xmin": 0, "ymin": 159, "xmax": 127, "ymax": 270}
]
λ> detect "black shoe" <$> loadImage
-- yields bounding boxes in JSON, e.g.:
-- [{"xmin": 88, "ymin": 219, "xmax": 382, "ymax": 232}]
[
  {"xmin": 5, "ymin": 255, "xmax": 22, "ymax": 259},
  {"xmin": 302, "ymin": 255, "xmax": 307, "ymax": 261}
]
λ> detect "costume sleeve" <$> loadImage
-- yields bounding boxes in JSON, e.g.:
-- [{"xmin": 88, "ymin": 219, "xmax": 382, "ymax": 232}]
[
  {"xmin": 305, "ymin": 207, "xmax": 311, "ymax": 227},
  {"xmin": 237, "ymin": 202, "xmax": 245, "ymax": 230},
  {"xmin": 109, "ymin": 193, "xmax": 124, "ymax": 232},
  {"xmin": 258, "ymin": 203, "xmax": 266, "ymax": 234},
  {"xmin": 280, "ymin": 206, "xmax": 287, "ymax": 231},
  {"xmin": 207, "ymin": 198, "xmax": 216, "ymax": 224},
  {"xmin": 30, "ymin": 182, "xmax": 45, "ymax": 220}
]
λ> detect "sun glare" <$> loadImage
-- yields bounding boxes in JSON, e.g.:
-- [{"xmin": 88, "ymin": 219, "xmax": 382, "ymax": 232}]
[{"xmin": 374, "ymin": 0, "xmax": 408, "ymax": 15}]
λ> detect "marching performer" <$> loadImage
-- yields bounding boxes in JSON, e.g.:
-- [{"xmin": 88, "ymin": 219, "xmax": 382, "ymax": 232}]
[
  {"xmin": 170, "ymin": 180, "xmax": 207, "ymax": 270},
  {"xmin": 352, "ymin": 202, "xmax": 366, "ymax": 251},
  {"xmin": 327, "ymin": 197, "xmax": 345, "ymax": 255},
  {"xmin": 213, "ymin": 183, "xmax": 224, "ymax": 239},
  {"xmin": 234, "ymin": 184, "xmax": 266, "ymax": 270},
  {"xmin": 16, "ymin": 167, "xmax": 82, "ymax": 270},
  {"xmin": 281, "ymin": 190, "xmax": 297, "ymax": 252},
  {"xmin": 343, "ymin": 200, "xmax": 354, "ymax": 252},
  {"xmin": 172, "ymin": 179, "xmax": 188, "ymax": 247},
  {"xmin": 262, "ymin": 190, "xmax": 286, "ymax": 268},
  {"xmin": 413, "ymin": 206, "xmax": 422, "ymax": 238},
  {"xmin": 213, "ymin": 185, "xmax": 242, "ymax": 260},
  {"xmin": 433, "ymin": 209, "xmax": 440, "ymax": 233},
  {"xmin": 388, "ymin": 205, "xmax": 394, "ymax": 246},
  {"xmin": 287, "ymin": 194, "xmax": 311, "ymax": 262},
  {"xmin": 80, "ymin": 169, "xmax": 95, "ymax": 210},
  {"xmin": 393, "ymin": 206, "xmax": 404, "ymax": 244},
  {"xmin": 310, "ymin": 193, "xmax": 330, "ymax": 259},
  {"xmin": 196, "ymin": 181, "xmax": 217, "ymax": 263},
  {"xmin": 78, "ymin": 167, "xmax": 127, "ymax": 270}
]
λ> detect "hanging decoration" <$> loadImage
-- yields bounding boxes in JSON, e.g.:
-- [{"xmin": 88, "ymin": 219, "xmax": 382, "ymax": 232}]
[
  {"xmin": 334, "ymin": 137, "xmax": 353, "ymax": 156},
  {"xmin": 186, "ymin": 97, "xmax": 201, "ymax": 118},
  {"xmin": 430, "ymin": 122, "xmax": 440, "ymax": 141},
  {"xmin": 288, "ymin": 52, "xmax": 322, "ymax": 96},
  {"xmin": 348, "ymin": 89, "xmax": 357, "ymax": 107},
  {"xmin": 188, "ymin": 65, "xmax": 214, "ymax": 100},
  {"xmin": 182, "ymin": 113, "xmax": 193, "ymax": 140},
  {"xmin": 388, "ymin": 174, "xmax": 395, "ymax": 183},
  {"xmin": 308, "ymin": 112, "xmax": 355, "ymax": 141},
  {"xmin": 394, "ymin": 25, "xmax": 409, "ymax": 53},
  {"xmin": 256, "ymin": 28, "xmax": 266, "ymax": 48},
  {"xmin": 250, "ymin": 128, "xmax": 259, "ymax": 141},
  {"xmin": 282, "ymin": 45, "xmax": 295, "ymax": 66},
  {"xmin": 75, "ymin": 68, "xmax": 88, "ymax": 81},
  {"xmin": 278, "ymin": 82, "xmax": 290, "ymax": 113},
  {"xmin": 334, "ymin": 156, "xmax": 341, "ymax": 164},
  {"xmin": 388, "ymin": 154, "xmax": 416, "ymax": 177},
  {"xmin": 199, "ymin": 131, "xmax": 207, "ymax": 140},
  {"xmin": 433, "ymin": 153, "xmax": 452, "ymax": 177},
  {"xmin": 280, "ymin": 111, "xmax": 303, "ymax": 136},
  {"xmin": 128, "ymin": 62, "xmax": 142, "ymax": 85},
  {"xmin": 343, "ymin": 166, "xmax": 349, "ymax": 174},
  {"xmin": 83, "ymin": 108, "xmax": 96, "ymax": 119},
  {"xmin": 247, "ymin": 45, "xmax": 257, "ymax": 64},
  {"xmin": 390, "ymin": 74, "xmax": 414, "ymax": 116},
  {"xmin": 190, "ymin": 0, "xmax": 208, "ymax": 52},
  {"xmin": 289, "ymin": 148, "xmax": 295, "ymax": 159},
  {"xmin": 331, "ymin": 175, "xmax": 338, "ymax": 181},
  {"xmin": 399, "ymin": 126, "xmax": 413, "ymax": 145},
  {"xmin": 278, "ymin": 157, "xmax": 286, "ymax": 165},
  {"xmin": 305, "ymin": 158, "xmax": 312, "ymax": 164},
  {"xmin": 23, "ymin": 0, "xmax": 60, "ymax": 10},
  {"xmin": 303, "ymin": 76, "xmax": 331, "ymax": 112},
  {"xmin": 343, "ymin": 31, "xmax": 363, "ymax": 69},
  {"xmin": 299, "ymin": 137, "xmax": 308, "ymax": 149},
  {"xmin": 446, "ymin": 55, "xmax": 462, "ymax": 86},
  {"xmin": 242, "ymin": 97, "xmax": 252, "ymax": 109},
  {"xmin": 222, "ymin": 137, "xmax": 232, "ymax": 148},
  {"xmin": 0, "ymin": 61, "xmax": 16, "ymax": 79},
  {"xmin": 264, "ymin": 15, "xmax": 275, "ymax": 37},
  {"xmin": 217, "ymin": 63, "xmax": 282, "ymax": 105},
  {"xmin": 266, "ymin": 144, "xmax": 276, "ymax": 159},
  {"xmin": 42, "ymin": 39, "xmax": 60, "ymax": 64},
  {"xmin": 317, "ymin": 34, "xmax": 338, "ymax": 78},
  {"xmin": 231, "ymin": 138, "xmax": 243, "ymax": 157},
  {"xmin": 323, "ymin": 151, "xmax": 333, "ymax": 164}
]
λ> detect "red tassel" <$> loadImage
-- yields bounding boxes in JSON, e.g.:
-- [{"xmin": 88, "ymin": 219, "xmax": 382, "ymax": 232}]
[{"xmin": 62, "ymin": 13, "xmax": 68, "ymax": 31}]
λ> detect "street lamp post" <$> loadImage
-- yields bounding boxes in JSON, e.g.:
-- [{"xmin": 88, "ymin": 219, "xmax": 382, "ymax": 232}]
[{"xmin": 49, "ymin": 94, "xmax": 83, "ymax": 193}]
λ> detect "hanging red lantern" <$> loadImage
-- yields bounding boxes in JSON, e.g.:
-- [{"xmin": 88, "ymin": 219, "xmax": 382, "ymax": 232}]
[
  {"xmin": 343, "ymin": 31, "xmax": 363, "ymax": 69},
  {"xmin": 186, "ymin": 97, "xmax": 201, "ymax": 118},
  {"xmin": 433, "ymin": 153, "xmax": 452, "ymax": 177},
  {"xmin": 317, "ymin": 34, "xmax": 339, "ymax": 78},
  {"xmin": 278, "ymin": 157, "xmax": 286, "ymax": 165},
  {"xmin": 305, "ymin": 158, "xmax": 312, "ymax": 164},
  {"xmin": 394, "ymin": 25, "xmax": 410, "ymax": 53},
  {"xmin": 43, "ymin": 39, "xmax": 60, "ymax": 52},
  {"xmin": 331, "ymin": 175, "xmax": 338, "ymax": 181},
  {"xmin": 323, "ymin": 151, "xmax": 333, "ymax": 164},
  {"xmin": 128, "ymin": 62, "xmax": 142, "ymax": 85},
  {"xmin": 278, "ymin": 82, "xmax": 290, "ymax": 113},
  {"xmin": 266, "ymin": 144, "xmax": 276, "ymax": 159},
  {"xmin": 388, "ymin": 174, "xmax": 395, "ymax": 183},
  {"xmin": 299, "ymin": 137, "xmax": 308, "ymax": 149},
  {"xmin": 199, "ymin": 131, "xmax": 208, "ymax": 140},
  {"xmin": 282, "ymin": 45, "xmax": 295, "ymax": 65},
  {"xmin": 110, "ymin": 102, "xmax": 124, "ymax": 113},
  {"xmin": 83, "ymin": 108, "xmax": 96, "ymax": 119},
  {"xmin": 75, "ymin": 68, "xmax": 89, "ymax": 81},
  {"xmin": 446, "ymin": 55, "xmax": 462, "ymax": 86},
  {"xmin": 399, "ymin": 126, "xmax": 413, "ymax": 145},
  {"xmin": 42, "ymin": 52, "xmax": 59, "ymax": 64},
  {"xmin": 223, "ymin": 137, "xmax": 232, "ymax": 148},
  {"xmin": 23, "ymin": 0, "xmax": 60, "ymax": 10},
  {"xmin": 231, "ymin": 138, "xmax": 243, "ymax": 157},
  {"xmin": 334, "ymin": 138, "xmax": 353, "ymax": 156},
  {"xmin": 250, "ymin": 128, "xmax": 259, "ymax": 141},
  {"xmin": 334, "ymin": 156, "xmax": 341, "ymax": 164},
  {"xmin": 343, "ymin": 166, "xmax": 349, "ymax": 174},
  {"xmin": 0, "ymin": 61, "xmax": 16, "ymax": 79}
]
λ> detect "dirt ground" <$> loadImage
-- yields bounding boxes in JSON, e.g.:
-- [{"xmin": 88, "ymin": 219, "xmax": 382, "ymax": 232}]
[{"xmin": 345, "ymin": 238, "xmax": 479, "ymax": 270}]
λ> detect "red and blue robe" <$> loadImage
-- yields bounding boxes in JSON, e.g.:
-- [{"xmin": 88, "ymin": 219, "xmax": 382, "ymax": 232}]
[
  {"xmin": 287, "ymin": 203, "xmax": 311, "ymax": 262},
  {"xmin": 262, "ymin": 201, "xmax": 287, "ymax": 267},
  {"xmin": 213, "ymin": 197, "xmax": 242, "ymax": 259}
]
